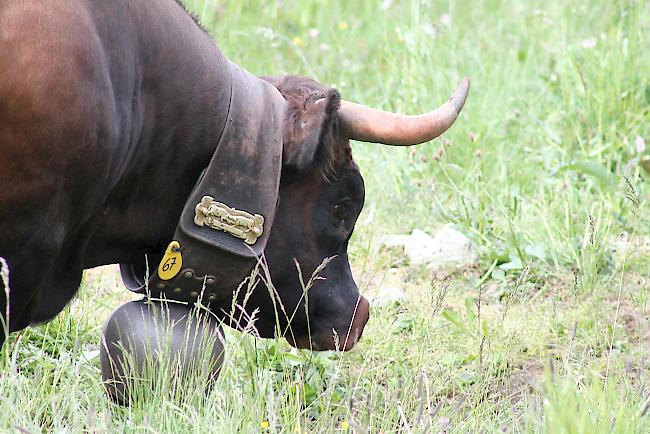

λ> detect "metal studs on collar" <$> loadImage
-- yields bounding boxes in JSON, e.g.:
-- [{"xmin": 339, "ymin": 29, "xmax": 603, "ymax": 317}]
[{"xmin": 150, "ymin": 270, "xmax": 223, "ymax": 302}]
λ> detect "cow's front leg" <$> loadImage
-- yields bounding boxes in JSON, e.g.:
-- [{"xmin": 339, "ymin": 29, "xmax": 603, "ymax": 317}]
[
  {"xmin": 0, "ymin": 260, "xmax": 47, "ymax": 348},
  {"xmin": 31, "ymin": 267, "xmax": 83, "ymax": 324},
  {"xmin": 0, "ymin": 228, "xmax": 70, "ymax": 348}
]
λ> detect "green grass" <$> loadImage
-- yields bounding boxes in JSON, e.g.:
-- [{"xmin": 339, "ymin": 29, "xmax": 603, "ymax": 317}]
[{"xmin": 2, "ymin": 0, "xmax": 650, "ymax": 432}]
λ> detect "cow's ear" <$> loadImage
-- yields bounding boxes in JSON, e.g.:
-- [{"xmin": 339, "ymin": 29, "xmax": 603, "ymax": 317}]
[{"xmin": 282, "ymin": 89, "xmax": 340, "ymax": 174}]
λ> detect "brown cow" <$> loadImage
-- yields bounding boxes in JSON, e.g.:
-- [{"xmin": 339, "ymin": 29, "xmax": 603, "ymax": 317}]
[{"xmin": 0, "ymin": 0, "xmax": 468, "ymax": 351}]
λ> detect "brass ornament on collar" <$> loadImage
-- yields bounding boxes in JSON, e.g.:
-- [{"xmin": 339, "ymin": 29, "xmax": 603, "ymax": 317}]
[{"xmin": 194, "ymin": 195, "xmax": 264, "ymax": 245}]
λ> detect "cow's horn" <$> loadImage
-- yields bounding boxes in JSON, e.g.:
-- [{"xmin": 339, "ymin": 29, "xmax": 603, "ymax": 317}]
[{"xmin": 338, "ymin": 78, "xmax": 470, "ymax": 146}]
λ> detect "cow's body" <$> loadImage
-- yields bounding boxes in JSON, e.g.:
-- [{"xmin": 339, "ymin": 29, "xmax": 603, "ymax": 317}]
[
  {"xmin": 0, "ymin": 0, "xmax": 232, "ymax": 334},
  {"xmin": 1, "ymin": 0, "xmax": 468, "ymax": 353}
]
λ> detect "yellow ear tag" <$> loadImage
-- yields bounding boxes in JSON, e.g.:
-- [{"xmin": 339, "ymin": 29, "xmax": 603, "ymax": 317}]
[{"xmin": 158, "ymin": 241, "xmax": 183, "ymax": 280}]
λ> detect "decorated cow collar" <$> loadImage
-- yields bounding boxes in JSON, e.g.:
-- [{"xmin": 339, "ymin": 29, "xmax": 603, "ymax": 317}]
[{"xmin": 120, "ymin": 62, "xmax": 286, "ymax": 305}]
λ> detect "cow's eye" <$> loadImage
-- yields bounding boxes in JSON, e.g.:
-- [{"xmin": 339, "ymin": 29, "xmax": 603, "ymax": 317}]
[{"xmin": 333, "ymin": 203, "xmax": 348, "ymax": 223}]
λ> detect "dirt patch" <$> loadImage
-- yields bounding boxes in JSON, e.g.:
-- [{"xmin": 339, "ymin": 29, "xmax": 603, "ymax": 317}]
[
  {"xmin": 619, "ymin": 300, "xmax": 650, "ymax": 347},
  {"xmin": 497, "ymin": 359, "xmax": 545, "ymax": 404}
]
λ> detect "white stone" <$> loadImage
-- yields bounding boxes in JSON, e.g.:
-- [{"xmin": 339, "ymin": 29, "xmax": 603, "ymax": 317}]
[{"xmin": 382, "ymin": 225, "xmax": 478, "ymax": 271}]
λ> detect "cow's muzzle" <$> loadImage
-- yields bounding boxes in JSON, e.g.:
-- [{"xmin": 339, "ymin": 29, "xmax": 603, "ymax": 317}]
[{"xmin": 287, "ymin": 295, "xmax": 370, "ymax": 351}]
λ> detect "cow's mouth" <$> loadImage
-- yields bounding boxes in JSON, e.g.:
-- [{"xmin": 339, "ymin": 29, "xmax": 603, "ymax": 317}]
[{"xmin": 286, "ymin": 296, "xmax": 370, "ymax": 351}]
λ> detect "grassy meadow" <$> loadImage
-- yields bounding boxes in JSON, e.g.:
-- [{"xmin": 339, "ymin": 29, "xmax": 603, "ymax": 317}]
[{"xmin": 2, "ymin": 0, "xmax": 650, "ymax": 432}]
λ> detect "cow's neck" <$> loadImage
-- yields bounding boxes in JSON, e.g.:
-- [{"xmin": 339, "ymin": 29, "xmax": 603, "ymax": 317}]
[{"xmin": 82, "ymin": 0, "xmax": 237, "ymax": 269}]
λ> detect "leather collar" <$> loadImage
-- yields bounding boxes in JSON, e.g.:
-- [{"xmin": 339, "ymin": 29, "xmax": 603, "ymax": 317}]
[{"xmin": 120, "ymin": 62, "xmax": 286, "ymax": 306}]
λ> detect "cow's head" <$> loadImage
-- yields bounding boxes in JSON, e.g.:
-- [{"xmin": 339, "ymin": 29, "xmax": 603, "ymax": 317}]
[{"xmin": 234, "ymin": 75, "xmax": 469, "ymax": 351}]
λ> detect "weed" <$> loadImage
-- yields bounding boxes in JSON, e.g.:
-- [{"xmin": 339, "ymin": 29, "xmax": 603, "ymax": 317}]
[{"xmin": 1, "ymin": 0, "xmax": 649, "ymax": 432}]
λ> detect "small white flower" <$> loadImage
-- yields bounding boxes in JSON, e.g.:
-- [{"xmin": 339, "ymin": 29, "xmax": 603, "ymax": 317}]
[
  {"xmin": 440, "ymin": 14, "xmax": 451, "ymax": 26},
  {"xmin": 635, "ymin": 136, "xmax": 646, "ymax": 153},
  {"xmin": 582, "ymin": 37, "xmax": 597, "ymax": 49},
  {"xmin": 422, "ymin": 23, "xmax": 436, "ymax": 38},
  {"xmin": 309, "ymin": 28, "xmax": 320, "ymax": 38},
  {"xmin": 256, "ymin": 27, "xmax": 275, "ymax": 40}
]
